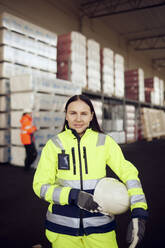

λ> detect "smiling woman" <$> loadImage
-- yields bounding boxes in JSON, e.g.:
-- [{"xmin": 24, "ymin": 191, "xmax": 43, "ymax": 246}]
[
  {"xmin": 33, "ymin": 94, "xmax": 148, "ymax": 248},
  {"xmin": 62, "ymin": 94, "xmax": 103, "ymax": 135},
  {"xmin": 65, "ymin": 99, "xmax": 93, "ymax": 136}
]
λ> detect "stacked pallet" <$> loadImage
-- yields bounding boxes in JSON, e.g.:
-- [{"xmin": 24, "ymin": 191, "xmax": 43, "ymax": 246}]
[
  {"xmin": 100, "ymin": 48, "xmax": 114, "ymax": 96},
  {"xmin": 0, "ymin": 12, "xmax": 57, "ymax": 78},
  {"xmin": 125, "ymin": 68, "xmax": 145, "ymax": 102},
  {"xmin": 0, "ymin": 12, "xmax": 58, "ymax": 163},
  {"xmin": 141, "ymin": 107, "xmax": 165, "ymax": 141},
  {"xmin": 0, "ymin": 79, "xmax": 10, "ymax": 162},
  {"xmin": 159, "ymin": 79, "xmax": 164, "ymax": 106},
  {"xmin": 91, "ymin": 99, "xmax": 103, "ymax": 127},
  {"xmin": 114, "ymin": 54, "xmax": 124, "ymax": 98},
  {"xmin": 103, "ymin": 104, "xmax": 125, "ymax": 144},
  {"xmin": 57, "ymin": 31, "xmax": 86, "ymax": 88},
  {"xmin": 144, "ymin": 77, "xmax": 164, "ymax": 105},
  {"xmin": 10, "ymin": 74, "xmax": 81, "ymax": 167},
  {"xmin": 87, "ymin": 39, "xmax": 101, "ymax": 92},
  {"xmin": 125, "ymin": 105, "xmax": 136, "ymax": 143}
]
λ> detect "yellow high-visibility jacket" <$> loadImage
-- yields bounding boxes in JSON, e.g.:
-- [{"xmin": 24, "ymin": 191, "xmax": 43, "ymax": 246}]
[{"xmin": 33, "ymin": 128, "xmax": 148, "ymax": 236}]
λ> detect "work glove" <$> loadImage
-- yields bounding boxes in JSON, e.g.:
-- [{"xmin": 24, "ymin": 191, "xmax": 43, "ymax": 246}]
[
  {"xmin": 126, "ymin": 218, "xmax": 146, "ymax": 248},
  {"xmin": 69, "ymin": 189, "xmax": 100, "ymax": 213},
  {"xmin": 77, "ymin": 191, "xmax": 100, "ymax": 213}
]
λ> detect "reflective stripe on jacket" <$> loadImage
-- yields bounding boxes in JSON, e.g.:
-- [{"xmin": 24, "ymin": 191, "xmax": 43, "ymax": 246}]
[
  {"xmin": 33, "ymin": 128, "xmax": 148, "ymax": 236},
  {"xmin": 20, "ymin": 114, "xmax": 37, "ymax": 145}
]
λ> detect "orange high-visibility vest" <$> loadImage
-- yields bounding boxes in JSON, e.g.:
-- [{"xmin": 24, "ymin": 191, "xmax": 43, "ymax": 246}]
[{"xmin": 20, "ymin": 114, "xmax": 37, "ymax": 145}]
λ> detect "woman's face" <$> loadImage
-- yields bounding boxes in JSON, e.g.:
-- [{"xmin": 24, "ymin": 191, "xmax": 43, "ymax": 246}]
[{"xmin": 66, "ymin": 99, "xmax": 93, "ymax": 136}]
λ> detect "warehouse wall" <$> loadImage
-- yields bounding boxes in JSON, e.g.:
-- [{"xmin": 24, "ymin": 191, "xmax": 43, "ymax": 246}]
[{"xmin": 0, "ymin": 0, "xmax": 164, "ymax": 81}]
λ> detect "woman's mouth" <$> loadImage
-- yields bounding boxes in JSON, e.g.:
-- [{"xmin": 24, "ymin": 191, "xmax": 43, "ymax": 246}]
[{"xmin": 74, "ymin": 124, "xmax": 83, "ymax": 128}]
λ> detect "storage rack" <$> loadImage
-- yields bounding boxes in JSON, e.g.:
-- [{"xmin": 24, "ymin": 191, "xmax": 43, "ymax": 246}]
[{"xmin": 83, "ymin": 88, "xmax": 165, "ymax": 143}]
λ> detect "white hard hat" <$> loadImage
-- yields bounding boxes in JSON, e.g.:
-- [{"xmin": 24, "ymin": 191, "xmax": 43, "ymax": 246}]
[
  {"xmin": 24, "ymin": 108, "xmax": 32, "ymax": 113},
  {"xmin": 93, "ymin": 177, "xmax": 130, "ymax": 215}
]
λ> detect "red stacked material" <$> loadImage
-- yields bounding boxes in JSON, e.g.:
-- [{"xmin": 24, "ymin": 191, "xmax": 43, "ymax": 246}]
[
  {"xmin": 144, "ymin": 78, "xmax": 155, "ymax": 104},
  {"xmin": 144, "ymin": 78, "xmax": 154, "ymax": 89},
  {"xmin": 145, "ymin": 88, "xmax": 153, "ymax": 103},
  {"xmin": 124, "ymin": 69, "xmax": 145, "ymax": 102},
  {"xmin": 57, "ymin": 32, "xmax": 86, "ymax": 87}
]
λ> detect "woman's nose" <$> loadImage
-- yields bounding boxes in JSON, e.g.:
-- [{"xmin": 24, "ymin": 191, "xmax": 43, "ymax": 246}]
[{"xmin": 76, "ymin": 114, "xmax": 81, "ymax": 121}]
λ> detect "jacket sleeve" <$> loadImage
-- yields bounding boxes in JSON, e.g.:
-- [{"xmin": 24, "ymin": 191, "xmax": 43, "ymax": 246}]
[
  {"xmin": 26, "ymin": 125, "xmax": 37, "ymax": 134},
  {"xmin": 33, "ymin": 139, "xmax": 72, "ymax": 206},
  {"xmin": 106, "ymin": 135, "xmax": 148, "ymax": 212}
]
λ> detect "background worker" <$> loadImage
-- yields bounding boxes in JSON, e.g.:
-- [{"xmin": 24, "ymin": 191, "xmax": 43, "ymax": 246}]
[
  {"xmin": 33, "ymin": 94, "xmax": 148, "ymax": 248},
  {"xmin": 20, "ymin": 109, "xmax": 37, "ymax": 171}
]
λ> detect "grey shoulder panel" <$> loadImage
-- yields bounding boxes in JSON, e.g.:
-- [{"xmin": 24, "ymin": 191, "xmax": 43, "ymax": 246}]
[
  {"xmin": 51, "ymin": 135, "xmax": 64, "ymax": 150},
  {"xmin": 96, "ymin": 133, "xmax": 106, "ymax": 146}
]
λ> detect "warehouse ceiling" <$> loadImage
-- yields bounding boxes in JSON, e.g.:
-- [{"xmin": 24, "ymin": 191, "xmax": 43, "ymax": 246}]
[{"xmin": 79, "ymin": 0, "xmax": 165, "ymax": 70}]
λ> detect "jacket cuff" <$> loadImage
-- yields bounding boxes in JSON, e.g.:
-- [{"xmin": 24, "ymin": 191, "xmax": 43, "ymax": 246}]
[
  {"xmin": 68, "ymin": 189, "xmax": 80, "ymax": 205},
  {"xmin": 131, "ymin": 208, "xmax": 149, "ymax": 220}
]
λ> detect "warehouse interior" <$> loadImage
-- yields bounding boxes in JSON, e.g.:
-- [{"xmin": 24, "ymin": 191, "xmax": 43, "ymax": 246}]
[{"xmin": 0, "ymin": 0, "xmax": 165, "ymax": 247}]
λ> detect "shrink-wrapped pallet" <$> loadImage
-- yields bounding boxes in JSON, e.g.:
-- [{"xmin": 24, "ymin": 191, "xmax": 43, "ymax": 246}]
[
  {"xmin": 0, "ymin": 146, "xmax": 10, "ymax": 163},
  {"xmin": 11, "ymin": 129, "xmax": 21, "ymax": 145},
  {"xmin": 109, "ymin": 131, "xmax": 126, "ymax": 144},
  {"xmin": 57, "ymin": 31, "xmax": 86, "ymax": 87},
  {"xmin": 35, "ymin": 128, "xmax": 61, "ymax": 149},
  {"xmin": 0, "ymin": 45, "xmax": 57, "ymax": 73},
  {"xmin": 33, "ymin": 111, "xmax": 65, "ymax": 128},
  {"xmin": 10, "ymin": 92, "xmax": 60, "ymax": 111},
  {"xmin": 53, "ymin": 112, "xmax": 65, "ymax": 128},
  {"xmin": 159, "ymin": 79, "xmax": 164, "ymax": 106},
  {"xmin": 144, "ymin": 76, "xmax": 162, "ymax": 105},
  {"xmin": 10, "ymin": 111, "xmax": 23, "ymax": 127},
  {"xmin": 125, "ymin": 68, "xmax": 145, "ymax": 102},
  {"xmin": 0, "ymin": 129, "xmax": 10, "ymax": 145},
  {"xmin": 87, "ymin": 39, "xmax": 101, "ymax": 92},
  {"xmin": 91, "ymin": 99, "xmax": 102, "ymax": 126},
  {"xmin": 10, "ymin": 74, "xmax": 81, "ymax": 95},
  {"xmin": 0, "ymin": 79, "xmax": 10, "ymax": 95},
  {"xmin": 140, "ymin": 108, "xmax": 165, "ymax": 140},
  {"xmin": 101, "ymin": 48, "xmax": 114, "ymax": 96},
  {"xmin": 0, "ymin": 12, "xmax": 57, "ymax": 46},
  {"xmin": 0, "ymin": 113, "xmax": 10, "ymax": 128},
  {"xmin": 111, "ymin": 119, "xmax": 123, "ymax": 132},
  {"xmin": 10, "ymin": 146, "xmax": 25, "ymax": 166},
  {"xmin": 102, "ymin": 120, "xmax": 112, "ymax": 132},
  {"xmin": 0, "ymin": 95, "xmax": 10, "ymax": 111},
  {"xmin": 125, "ymin": 105, "xmax": 136, "ymax": 143},
  {"xmin": 114, "ymin": 54, "xmax": 124, "ymax": 98}
]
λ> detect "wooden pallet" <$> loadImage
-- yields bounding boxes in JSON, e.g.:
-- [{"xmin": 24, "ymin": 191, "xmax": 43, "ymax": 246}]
[{"xmin": 140, "ymin": 108, "xmax": 165, "ymax": 141}]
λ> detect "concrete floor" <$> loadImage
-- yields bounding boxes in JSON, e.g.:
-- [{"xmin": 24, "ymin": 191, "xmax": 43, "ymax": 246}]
[{"xmin": 0, "ymin": 139, "xmax": 164, "ymax": 248}]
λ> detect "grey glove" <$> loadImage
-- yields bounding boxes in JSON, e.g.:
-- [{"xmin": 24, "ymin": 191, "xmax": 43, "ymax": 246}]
[
  {"xmin": 126, "ymin": 218, "xmax": 146, "ymax": 248},
  {"xmin": 77, "ymin": 191, "xmax": 100, "ymax": 213}
]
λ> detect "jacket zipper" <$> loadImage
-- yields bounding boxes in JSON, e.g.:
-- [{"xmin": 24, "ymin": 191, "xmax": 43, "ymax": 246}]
[
  {"xmin": 77, "ymin": 138, "xmax": 86, "ymax": 235},
  {"xmin": 71, "ymin": 147, "xmax": 76, "ymax": 175},
  {"xmin": 83, "ymin": 146, "xmax": 88, "ymax": 174},
  {"xmin": 77, "ymin": 139, "xmax": 83, "ymax": 190}
]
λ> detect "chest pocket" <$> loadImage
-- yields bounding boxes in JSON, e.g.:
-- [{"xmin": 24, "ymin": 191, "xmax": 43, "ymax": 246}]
[
  {"xmin": 58, "ymin": 150, "xmax": 70, "ymax": 170},
  {"xmin": 52, "ymin": 135, "xmax": 70, "ymax": 170}
]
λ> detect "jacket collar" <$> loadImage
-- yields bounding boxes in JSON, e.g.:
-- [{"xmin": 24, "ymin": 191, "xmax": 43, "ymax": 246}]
[{"xmin": 64, "ymin": 126, "xmax": 93, "ymax": 140}]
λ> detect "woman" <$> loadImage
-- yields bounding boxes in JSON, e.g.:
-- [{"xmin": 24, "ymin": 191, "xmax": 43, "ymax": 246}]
[{"xmin": 33, "ymin": 94, "xmax": 148, "ymax": 248}]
